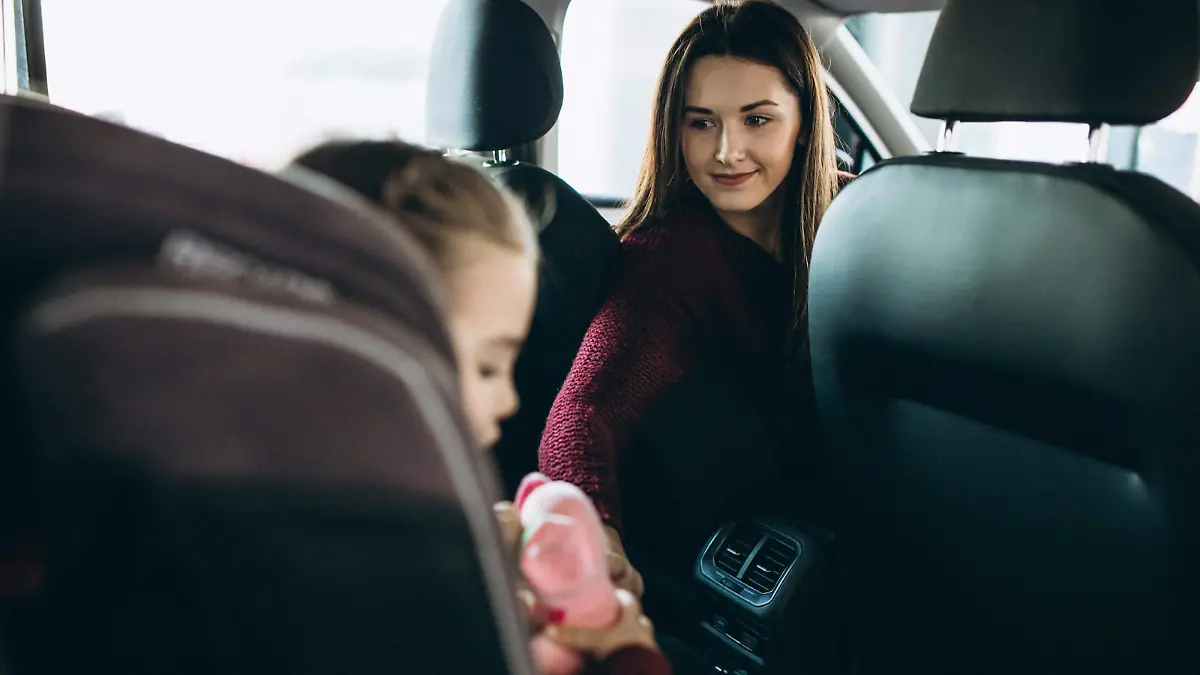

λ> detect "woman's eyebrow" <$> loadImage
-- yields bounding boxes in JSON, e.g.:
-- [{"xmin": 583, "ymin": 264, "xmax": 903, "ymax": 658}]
[
  {"xmin": 683, "ymin": 99, "xmax": 779, "ymax": 115},
  {"xmin": 740, "ymin": 99, "xmax": 778, "ymax": 112}
]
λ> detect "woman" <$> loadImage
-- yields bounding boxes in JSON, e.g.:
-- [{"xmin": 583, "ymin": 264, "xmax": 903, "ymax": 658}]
[
  {"xmin": 291, "ymin": 140, "xmax": 672, "ymax": 675},
  {"xmin": 539, "ymin": 0, "xmax": 849, "ymax": 575}
]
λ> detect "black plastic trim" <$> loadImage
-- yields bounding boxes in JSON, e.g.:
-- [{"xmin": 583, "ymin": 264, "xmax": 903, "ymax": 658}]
[
  {"xmin": 584, "ymin": 194, "xmax": 626, "ymax": 209},
  {"xmin": 695, "ymin": 521, "xmax": 814, "ymax": 611}
]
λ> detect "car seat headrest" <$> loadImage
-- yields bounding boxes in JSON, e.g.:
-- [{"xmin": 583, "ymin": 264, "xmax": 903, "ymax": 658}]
[
  {"xmin": 911, "ymin": 0, "xmax": 1200, "ymax": 126},
  {"xmin": 426, "ymin": 0, "xmax": 564, "ymax": 151}
]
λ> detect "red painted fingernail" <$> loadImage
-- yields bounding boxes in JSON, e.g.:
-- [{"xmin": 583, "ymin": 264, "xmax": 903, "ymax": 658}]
[{"xmin": 547, "ymin": 608, "xmax": 566, "ymax": 624}]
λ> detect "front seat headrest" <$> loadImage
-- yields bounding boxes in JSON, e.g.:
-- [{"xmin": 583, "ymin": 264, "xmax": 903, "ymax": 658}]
[
  {"xmin": 427, "ymin": 0, "xmax": 564, "ymax": 151},
  {"xmin": 911, "ymin": 0, "xmax": 1200, "ymax": 125}
]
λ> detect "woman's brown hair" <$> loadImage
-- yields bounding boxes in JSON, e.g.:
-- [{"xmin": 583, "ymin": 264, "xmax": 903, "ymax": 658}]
[
  {"xmin": 291, "ymin": 140, "xmax": 538, "ymax": 283},
  {"xmin": 619, "ymin": 0, "xmax": 839, "ymax": 350}
]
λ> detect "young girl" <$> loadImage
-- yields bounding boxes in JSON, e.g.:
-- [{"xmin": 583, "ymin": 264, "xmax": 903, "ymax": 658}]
[
  {"xmin": 290, "ymin": 140, "xmax": 672, "ymax": 675},
  {"xmin": 539, "ymin": 0, "xmax": 852, "ymax": 572}
]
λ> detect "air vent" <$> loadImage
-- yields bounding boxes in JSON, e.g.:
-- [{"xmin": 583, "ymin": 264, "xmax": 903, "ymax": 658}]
[
  {"xmin": 741, "ymin": 535, "xmax": 797, "ymax": 594},
  {"xmin": 713, "ymin": 526, "xmax": 762, "ymax": 577}
]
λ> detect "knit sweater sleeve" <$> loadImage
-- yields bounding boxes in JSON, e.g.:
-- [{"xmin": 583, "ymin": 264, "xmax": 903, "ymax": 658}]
[{"xmin": 537, "ymin": 224, "xmax": 718, "ymax": 533}]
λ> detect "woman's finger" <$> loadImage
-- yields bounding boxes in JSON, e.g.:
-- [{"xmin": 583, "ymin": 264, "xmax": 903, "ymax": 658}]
[
  {"xmin": 540, "ymin": 621, "xmax": 595, "ymax": 649},
  {"xmin": 519, "ymin": 588, "xmax": 551, "ymax": 628},
  {"xmin": 541, "ymin": 588, "xmax": 655, "ymax": 654},
  {"xmin": 530, "ymin": 633, "xmax": 585, "ymax": 675},
  {"xmin": 613, "ymin": 588, "xmax": 642, "ymax": 615},
  {"xmin": 493, "ymin": 501, "xmax": 523, "ymax": 553}
]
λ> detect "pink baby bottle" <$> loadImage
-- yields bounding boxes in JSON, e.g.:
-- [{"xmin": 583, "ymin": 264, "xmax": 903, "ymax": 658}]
[{"xmin": 515, "ymin": 473, "xmax": 622, "ymax": 674}]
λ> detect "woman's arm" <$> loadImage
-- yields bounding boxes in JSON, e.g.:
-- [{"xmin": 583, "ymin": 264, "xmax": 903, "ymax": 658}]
[{"xmin": 538, "ymin": 224, "xmax": 718, "ymax": 534}]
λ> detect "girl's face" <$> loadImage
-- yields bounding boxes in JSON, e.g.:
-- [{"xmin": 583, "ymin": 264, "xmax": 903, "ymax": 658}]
[
  {"xmin": 680, "ymin": 56, "xmax": 804, "ymax": 238},
  {"xmin": 446, "ymin": 234, "xmax": 538, "ymax": 450}
]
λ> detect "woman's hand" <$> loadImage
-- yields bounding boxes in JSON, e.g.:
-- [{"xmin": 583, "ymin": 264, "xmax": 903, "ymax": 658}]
[
  {"xmin": 602, "ymin": 526, "xmax": 645, "ymax": 599},
  {"xmin": 538, "ymin": 588, "xmax": 659, "ymax": 662},
  {"xmin": 497, "ymin": 500, "xmax": 657, "ymax": 672},
  {"xmin": 496, "ymin": 499, "xmax": 643, "ymax": 599},
  {"xmin": 494, "ymin": 500, "xmax": 523, "ymax": 557}
]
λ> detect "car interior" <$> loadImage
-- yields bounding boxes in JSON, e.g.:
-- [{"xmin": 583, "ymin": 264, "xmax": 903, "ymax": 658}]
[{"xmin": 1, "ymin": 0, "xmax": 1197, "ymax": 674}]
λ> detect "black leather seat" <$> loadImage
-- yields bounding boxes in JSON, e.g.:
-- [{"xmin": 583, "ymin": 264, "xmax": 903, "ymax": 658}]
[
  {"xmin": 809, "ymin": 1, "xmax": 1200, "ymax": 673},
  {"xmin": 427, "ymin": 0, "xmax": 620, "ymax": 493}
]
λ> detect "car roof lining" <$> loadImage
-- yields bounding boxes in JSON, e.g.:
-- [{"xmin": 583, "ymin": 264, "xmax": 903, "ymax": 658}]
[{"xmin": 808, "ymin": 0, "xmax": 945, "ymax": 14}]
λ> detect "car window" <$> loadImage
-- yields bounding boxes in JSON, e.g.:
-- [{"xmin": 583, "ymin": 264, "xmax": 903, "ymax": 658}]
[
  {"xmin": 849, "ymin": 11, "xmax": 1200, "ymax": 199},
  {"xmin": 1132, "ymin": 85, "xmax": 1200, "ymax": 196},
  {"xmin": 40, "ymin": 0, "xmax": 450, "ymax": 169},
  {"xmin": 833, "ymin": 98, "xmax": 881, "ymax": 175}
]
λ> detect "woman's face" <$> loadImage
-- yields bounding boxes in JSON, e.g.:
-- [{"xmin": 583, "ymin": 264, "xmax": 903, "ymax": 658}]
[
  {"xmin": 446, "ymin": 235, "xmax": 537, "ymax": 450},
  {"xmin": 680, "ymin": 56, "xmax": 804, "ymax": 227}
]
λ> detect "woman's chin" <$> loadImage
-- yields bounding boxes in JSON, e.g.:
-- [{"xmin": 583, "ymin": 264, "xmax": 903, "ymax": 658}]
[{"xmin": 702, "ymin": 190, "xmax": 770, "ymax": 216}]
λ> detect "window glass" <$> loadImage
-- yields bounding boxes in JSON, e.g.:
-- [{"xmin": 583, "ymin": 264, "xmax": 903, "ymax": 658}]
[
  {"xmin": 558, "ymin": 0, "xmax": 705, "ymax": 199},
  {"xmin": 1134, "ymin": 85, "xmax": 1200, "ymax": 197},
  {"xmin": 41, "ymin": 0, "xmax": 449, "ymax": 169},
  {"xmin": 833, "ymin": 99, "xmax": 881, "ymax": 174}
]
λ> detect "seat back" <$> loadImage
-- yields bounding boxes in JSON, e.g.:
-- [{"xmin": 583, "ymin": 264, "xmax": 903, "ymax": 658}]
[
  {"xmin": 427, "ymin": 0, "xmax": 619, "ymax": 491},
  {"xmin": 808, "ymin": 1, "xmax": 1200, "ymax": 673},
  {"xmin": 0, "ymin": 97, "xmax": 533, "ymax": 675}
]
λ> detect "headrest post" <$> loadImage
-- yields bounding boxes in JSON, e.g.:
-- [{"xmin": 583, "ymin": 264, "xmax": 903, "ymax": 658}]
[
  {"xmin": 1086, "ymin": 124, "xmax": 1111, "ymax": 164},
  {"xmin": 936, "ymin": 120, "xmax": 959, "ymax": 153},
  {"xmin": 493, "ymin": 148, "xmax": 509, "ymax": 164}
]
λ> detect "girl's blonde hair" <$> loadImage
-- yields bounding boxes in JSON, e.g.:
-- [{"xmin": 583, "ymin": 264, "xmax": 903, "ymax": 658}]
[{"xmin": 292, "ymin": 140, "xmax": 538, "ymax": 277}]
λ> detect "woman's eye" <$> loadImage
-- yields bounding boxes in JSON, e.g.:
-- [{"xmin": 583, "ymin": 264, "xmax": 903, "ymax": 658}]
[
  {"xmin": 746, "ymin": 115, "xmax": 772, "ymax": 127},
  {"xmin": 688, "ymin": 118, "xmax": 715, "ymax": 130},
  {"xmin": 478, "ymin": 364, "xmax": 499, "ymax": 379}
]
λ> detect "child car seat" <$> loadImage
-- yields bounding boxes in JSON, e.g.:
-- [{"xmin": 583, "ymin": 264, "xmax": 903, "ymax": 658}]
[{"xmin": 0, "ymin": 96, "xmax": 534, "ymax": 675}]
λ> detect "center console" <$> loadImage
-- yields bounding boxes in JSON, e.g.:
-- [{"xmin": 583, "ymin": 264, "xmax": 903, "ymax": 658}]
[{"xmin": 668, "ymin": 520, "xmax": 836, "ymax": 674}]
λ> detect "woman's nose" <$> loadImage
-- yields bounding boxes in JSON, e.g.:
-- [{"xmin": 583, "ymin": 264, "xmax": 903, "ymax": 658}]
[{"xmin": 714, "ymin": 126, "xmax": 745, "ymax": 164}]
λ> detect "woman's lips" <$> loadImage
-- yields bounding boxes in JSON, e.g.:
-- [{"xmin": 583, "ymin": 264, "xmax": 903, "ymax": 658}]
[{"xmin": 712, "ymin": 171, "xmax": 756, "ymax": 186}]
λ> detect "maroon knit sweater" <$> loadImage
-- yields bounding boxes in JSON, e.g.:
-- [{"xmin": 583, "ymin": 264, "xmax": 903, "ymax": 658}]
[{"xmin": 538, "ymin": 203, "xmax": 816, "ymax": 533}]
